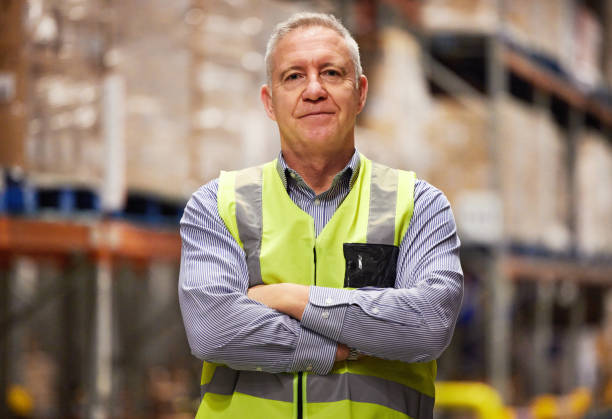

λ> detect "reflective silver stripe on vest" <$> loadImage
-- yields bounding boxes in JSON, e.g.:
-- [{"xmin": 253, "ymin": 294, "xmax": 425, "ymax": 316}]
[
  {"xmin": 201, "ymin": 366, "xmax": 294, "ymax": 402},
  {"xmin": 235, "ymin": 166, "xmax": 264, "ymax": 286},
  {"xmin": 201, "ymin": 366, "xmax": 238, "ymax": 397},
  {"xmin": 307, "ymin": 373, "xmax": 434, "ymax": 418},
  {"xmin": 367, "ymin": 163, "xmax": 398, "ymax": 245}
]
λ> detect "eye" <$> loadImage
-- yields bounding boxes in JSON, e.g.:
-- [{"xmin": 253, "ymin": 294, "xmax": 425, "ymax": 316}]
[
  {"xmin": 321, "ymin": 68, "xmax": 343, "ymax": 82},
  {"xmin": 284, "ymin": 73, "xmax": 303, "ymax": 82}
]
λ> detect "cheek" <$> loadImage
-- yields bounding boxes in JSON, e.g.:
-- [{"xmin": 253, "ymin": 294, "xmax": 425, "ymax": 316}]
[
  {"xmin": 275, "ymin": 94, "xmax": 298, "ymax": 114},
  {"xmin": 338, "ymin": 93, "xmax": 361, "ymax": 114}
]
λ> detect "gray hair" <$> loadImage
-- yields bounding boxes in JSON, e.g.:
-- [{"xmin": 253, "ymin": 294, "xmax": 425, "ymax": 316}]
[{"xmin": 264, "ymin": 12, "xmax": 362, "ymax": 85}]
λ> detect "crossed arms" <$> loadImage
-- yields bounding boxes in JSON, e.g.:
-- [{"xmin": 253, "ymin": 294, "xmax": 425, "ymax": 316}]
[{"xmin": 178, "ymin": 179, "xmax": 463, "ymax": 374}]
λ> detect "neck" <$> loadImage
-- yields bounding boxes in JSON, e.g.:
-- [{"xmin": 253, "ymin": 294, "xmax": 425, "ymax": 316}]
[{"xmin": 282, "ymin": 146, "xmax": 354, "ymax": 195}]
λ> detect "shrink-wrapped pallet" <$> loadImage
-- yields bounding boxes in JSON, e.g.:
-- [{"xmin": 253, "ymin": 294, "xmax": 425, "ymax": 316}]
[
  {"xmin": 359, "ymin": 27, "xmax": 432, "ymax": 174},
  {"xmin": 0, "ymin": 0, "xmax": 27, "ymax": 169},
  {"xmin": 571, "ymin": 4, "xmax": 604, "ymax": 90},
  {"xmin": 421, "ymin": 0, "xmax": 599, "ymax": 88},
  {"xmin": 423, "ymin": 95, "xmax": 570, "ymax": 249},
  {"xmin": 422, "ymin": 97, "xmax": 490, "ymax": 206},
  {"xmin": 111, "ymin": 0, "xmax": 192, "ymax": 199},
  {"xmin": 0, "ymin": 46, "xmax": 27, "ymax": 169},
  {"xmin": 421, "ymin": 0, "xmax": 498, "ymax": 33},
  {"xmin": 497, "ymin": 97, "xmax": 569, "ymax": 250},
  {"xmin": 22, "ymin": 0, "xmax": 110, "ymax": 188},
  {"xmin": 26, "ymin": 75, "xmax": 104, "ymax": 187},
  {"xmin": 503, "ymin": 0, "xmax": 571, "ymax": 64},
  {"xmin": 188, "ymin": 0, "xmax": 313, "ymax": 189},
  {"xmin": 576, "ymin": 130, "xmax": 612, "ymax": 255}
]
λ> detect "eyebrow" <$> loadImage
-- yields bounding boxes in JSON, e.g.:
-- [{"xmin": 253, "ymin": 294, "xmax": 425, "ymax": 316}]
[
  {"xmin": 278, "ymin": 62, "xmax": 349, "ymax": 81},
  {"xmin": 279, "ymin": 66, "xmax": 304, "ymax": 81}
]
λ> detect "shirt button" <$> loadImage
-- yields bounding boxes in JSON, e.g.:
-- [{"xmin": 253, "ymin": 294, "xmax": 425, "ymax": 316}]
[
  {"xmin": 372, "ymin": 307, "xmax": 380, "ymax": 315},
  {"xmin": 321, "ymin": 311, "xmax": 330, "ymax": 319},
  {"xmin": 325, "ymin": 297, "xmax": 334, "ymax": 305},
  {"xmin": 306, "ymin": 365, "xmax": 313, "ymax": 371},
  {"xmin": 314, "ymin": 198, "xmax": 320, "ymax": 205}
]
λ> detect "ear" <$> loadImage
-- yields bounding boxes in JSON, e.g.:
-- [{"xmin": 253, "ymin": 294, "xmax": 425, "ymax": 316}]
[
  {"xmin": 356, "ymin": 75, "xmax": 368, "ymax": 114},
  {"xmin": 260, "ymin": 84, "xmax": 276, "ymax": 121}
]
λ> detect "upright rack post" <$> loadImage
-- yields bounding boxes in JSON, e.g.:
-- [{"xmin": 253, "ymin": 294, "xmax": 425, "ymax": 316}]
[
  {"xmin": 91, "ymin": 253, "xmax": 113, "ymax": 419},
  {"xmin": 486, "ymin": 0, "xmax": 511, "ymax": 399}
]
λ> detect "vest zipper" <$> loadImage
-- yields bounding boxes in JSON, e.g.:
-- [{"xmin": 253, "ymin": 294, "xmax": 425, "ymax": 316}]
[
  {"xmin": 298, "ymin": 246, "xmax": 316, "ymax": 418},
  {"xmin": 297, "ymin": 371, "xmax": 303, "ymax": 419},
  {"xmin": 313, "ymin": 247, "xmax": 317, "ymax": 285}
]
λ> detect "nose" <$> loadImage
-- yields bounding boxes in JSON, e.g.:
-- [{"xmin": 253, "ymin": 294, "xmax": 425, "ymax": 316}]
[{"xmin": 302, "ymin": 74, "xmax": 327, "ymax": 102}]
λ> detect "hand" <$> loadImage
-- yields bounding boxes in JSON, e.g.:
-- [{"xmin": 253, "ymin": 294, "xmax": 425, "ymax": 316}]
[
  {"xmin": 335, "ymin": 343, "xmax": 349, "ymax": 361},
  {"xmin": 247, "ymin": 283, "xmax": 310, "ymax": 321}
]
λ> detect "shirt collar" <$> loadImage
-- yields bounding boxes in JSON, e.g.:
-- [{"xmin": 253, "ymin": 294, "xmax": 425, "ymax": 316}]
[{"xmin": 275, "ymin": 150, "xmax": 361, "ymax": 193}]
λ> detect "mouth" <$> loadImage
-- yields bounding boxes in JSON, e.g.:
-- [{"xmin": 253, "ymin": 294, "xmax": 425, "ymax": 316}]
[{"xmin": 299, "ymin": 112, "xmax": 335, "ymax": 118}]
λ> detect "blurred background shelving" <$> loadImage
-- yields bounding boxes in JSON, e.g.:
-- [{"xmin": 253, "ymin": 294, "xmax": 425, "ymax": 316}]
[{"xmin": 1, "ymin": 0, "xmax": 612, "ymax": 418}]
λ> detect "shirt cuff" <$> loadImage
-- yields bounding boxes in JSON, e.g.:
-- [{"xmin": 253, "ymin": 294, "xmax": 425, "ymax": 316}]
[
  {"xmin": 301, "ymin": 286, "xmax": 353, "ymax": 342},
  {"xmin": 289, "ymin": 328, "xmax": 336, "ymax": 375}
]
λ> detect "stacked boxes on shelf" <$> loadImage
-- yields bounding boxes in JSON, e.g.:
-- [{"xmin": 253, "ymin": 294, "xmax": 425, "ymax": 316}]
[
  {"xmin": 188, "ymin": 0, "xmax": 312, "ymax": 190},
  {"xmin": 2, "ymin": 0, "xmax": 323, "ymax": 212},
  {"xmin": 421, "ymin": 97, "xmax": 489, "ymax": 207},
  {"xmin": 421, "ymin": 96, "xmax": 570, "ymax": 250},
  {"xmin": 502, "ymin": 0, "xmax": 572, "ymax": 69},
  {"xmin": 571, "ymin": 2, "xmax": 605, "ymax": 89},
  {"xmin": 420, "ymin": 0, "xmax": 499, "ymax": 33},
  {"xmin": 24, "ymin": 0, "xmax": 110, "ymax": 189},
  {"xmin": 358, "ymin": 27, "xmax": 432, "ymax": 175},
  {"xmin": 496, "ymin": 96, "xmax": 569, "ymax": 250},
  {"xmin": 421, "ymin": 0, "xmax": 607, "ymax": 91},
  {"xmin": 113, "ymin": 0, "xmax": 192, "ymax": 200},
  {"xmin": 576, "ymin": 130, "xmax": 612, "ymax": 256},
  {"xmin": 355, "ymin": 20, "xmax": 573, "ymax": 250},
  {"xmin": 0, "ymin": 0, "xmax": 27, "ymax": 169}
]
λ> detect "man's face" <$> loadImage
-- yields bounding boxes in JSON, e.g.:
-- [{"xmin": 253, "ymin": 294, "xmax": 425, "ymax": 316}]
[{"xmin": 261, "ymin": 26, "xmax": 368, "ymax": 157}]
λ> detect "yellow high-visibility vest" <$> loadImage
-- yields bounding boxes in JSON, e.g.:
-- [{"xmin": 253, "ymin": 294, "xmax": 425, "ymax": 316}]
[{"xmin": 196, "ymin": 154, "xmax": 435, "ymax": 419}]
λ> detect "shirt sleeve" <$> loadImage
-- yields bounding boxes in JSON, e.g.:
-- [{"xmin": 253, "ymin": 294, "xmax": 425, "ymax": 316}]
[
  {"xmin": 178, "ymin": 179, "xmax": 337, "ymax": 374},
  {"xmin": 300, "ymin": 180, "xmax": 464, "ymax": 362}
]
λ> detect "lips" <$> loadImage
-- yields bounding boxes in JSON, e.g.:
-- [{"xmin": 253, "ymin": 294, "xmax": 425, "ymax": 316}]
[{"xmin": 298, "ymin": 111, "xmax": 335, "ymax": 118}]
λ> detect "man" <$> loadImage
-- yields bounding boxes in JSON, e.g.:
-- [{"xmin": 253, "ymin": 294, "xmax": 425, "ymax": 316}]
[{"xmin": 179, "ymin": 12, "xmax": 463, "ymax": 419}]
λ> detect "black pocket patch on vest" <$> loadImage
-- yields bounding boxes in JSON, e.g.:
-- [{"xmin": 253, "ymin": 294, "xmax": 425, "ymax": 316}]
[{"xmin": 343, "ymin": 243, "xmax": 399, "ymax": 288}]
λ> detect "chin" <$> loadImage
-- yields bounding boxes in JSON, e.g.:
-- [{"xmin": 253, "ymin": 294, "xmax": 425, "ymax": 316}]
[{"xmin": 302, "ymin": 127, "xmax": 337, "ymax": 142}]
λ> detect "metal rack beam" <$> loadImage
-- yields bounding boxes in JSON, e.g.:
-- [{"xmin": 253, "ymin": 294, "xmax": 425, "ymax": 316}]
[{"xmin": 0, "ymin": 216, "xmax": 181, "ymax": 418}]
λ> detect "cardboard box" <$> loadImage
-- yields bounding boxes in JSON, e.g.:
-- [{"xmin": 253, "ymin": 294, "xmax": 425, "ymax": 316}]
[
  {"xmin": 576, "ymin": 130, "xmax": 612, "ymax": 255},
  {"xmin": 0, "ymin": 46, "xmax": 27, "ymax": 168},
  {"xmin": 497, "ymin": 96, "xmax": 569, "ymax": 249},
  {"xmin": 360, "ymin": 27, "xmax": 432, "ymax": 174},
  {"xmin": 0, "ymin": 0, "xmax": 24, "ymax": 48},
  {"xmin": 422, "ymin": 95, "xmax": 570, "ymax": 249},
  {"xmin": 571, "ymin": 4, "xmax": 604, "ymax": 89},
  {"xmin": 421, "ymin": 0, "xmax": 498, "ymax": 33},
  {"xmin": 24, "ymin": 71, "xmax": 103, "ymax": 187}
]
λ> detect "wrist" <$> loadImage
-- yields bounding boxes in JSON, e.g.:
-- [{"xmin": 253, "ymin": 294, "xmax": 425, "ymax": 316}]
[{"xmin": 282, "ymin": 284, "xmax": 310, "ymax": 320}]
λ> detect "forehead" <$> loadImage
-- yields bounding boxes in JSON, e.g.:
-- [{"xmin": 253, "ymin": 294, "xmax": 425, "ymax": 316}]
[{"xmin": 272, "ymin": 26, "xmax": 351, "ymax": 71}]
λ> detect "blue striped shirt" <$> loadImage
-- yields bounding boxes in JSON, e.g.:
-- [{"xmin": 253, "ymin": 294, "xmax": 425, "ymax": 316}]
[{"xmin": 179, "ymin": 150, "xmax": 463, "ymax": 375}]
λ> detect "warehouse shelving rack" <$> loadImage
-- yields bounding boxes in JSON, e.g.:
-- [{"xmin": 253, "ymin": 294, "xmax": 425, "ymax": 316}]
[
  {"xmin": 341, "ymin": 0, "xmax": 612, "ymax": 404},
  {"xmin": 0, "ymin": 217, "xmax": 181, "ymax": 417},
  {"xmin": 1, "ymin": 0, "xmax": 611, "ymax": 415}
]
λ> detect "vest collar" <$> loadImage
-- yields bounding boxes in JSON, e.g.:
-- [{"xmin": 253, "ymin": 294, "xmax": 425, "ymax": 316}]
[{"xmin": 275, "ymin": 150, "xmax": 362, "ymax": 193}]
